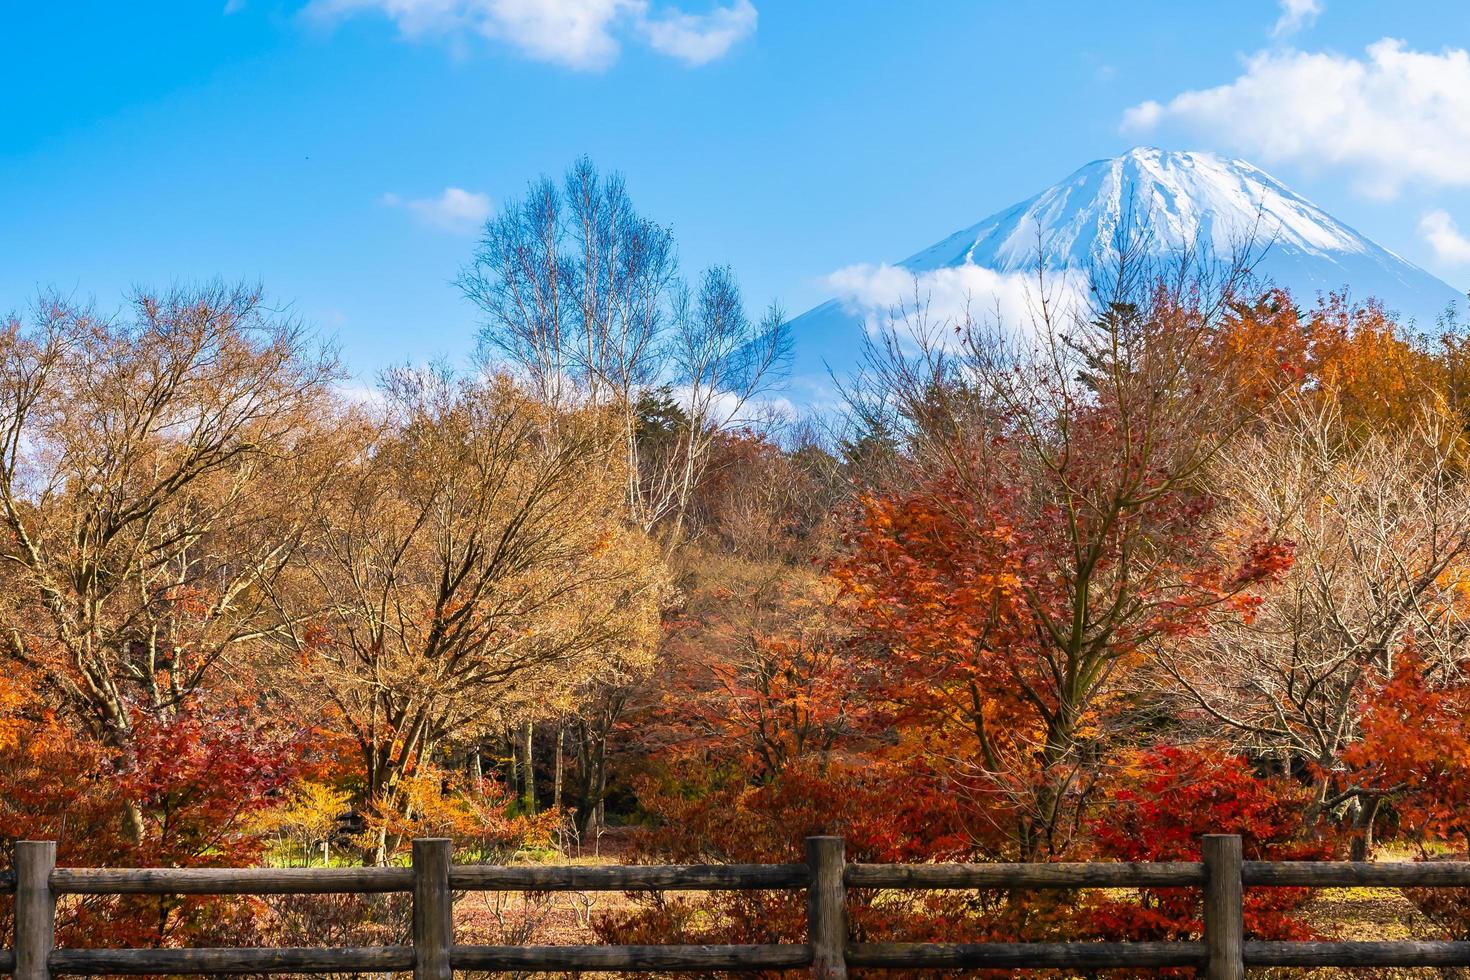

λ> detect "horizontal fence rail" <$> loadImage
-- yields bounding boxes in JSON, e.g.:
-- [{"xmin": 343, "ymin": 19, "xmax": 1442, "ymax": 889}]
[
  {"xmin": 448, "ymin": 862, "xmax": 811, "ymax": 891},
  {"xmin": 1243, "ymin": 860, "xmax": 1470, "ymax": 887},
  {"xmin": 11, "ymin": 835, "xmax": 1470, "ymax": 977},
  {"xmin": 846, "ymin": 861, "xmax": 1205, "ymax": 889},
  {"xmin": 49, "ymin": 867, "xmax": 414, "ymax": 895},
  {"xmin": 47, "ymin": 947, "xmax": 416, "ymax": 976},
  {"xmin": 451, "ymin": 944, "xmax": 813, "ymax": 972},
  {"xmin": 846, "ymin": 941, "xmax": 1207, "ymax": 970}
]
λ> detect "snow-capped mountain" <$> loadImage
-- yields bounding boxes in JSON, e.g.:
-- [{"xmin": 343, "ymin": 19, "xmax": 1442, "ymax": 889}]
[{"xmin": 788, "ymin": 148, "xmax": 1462, "ymax": 385}]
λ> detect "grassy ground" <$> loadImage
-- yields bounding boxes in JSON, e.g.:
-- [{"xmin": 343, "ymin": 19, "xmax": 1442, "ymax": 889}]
[
  {"xmin": 455, "ymin": 830, "xmax": 641, "ymax": 948},
  {"xmin": 1292, "ymin": 885, "xmax": 1456, "ymax": 979}
]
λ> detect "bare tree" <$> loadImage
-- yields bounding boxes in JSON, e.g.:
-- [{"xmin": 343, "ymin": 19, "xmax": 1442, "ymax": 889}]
[
  {"xmin": 1160, "ymin": 399, "xmax": 1470, "ymax": 853},
  {"xmin": 459, "ymin": 156, "xmax": 790, "ymax": 541}
]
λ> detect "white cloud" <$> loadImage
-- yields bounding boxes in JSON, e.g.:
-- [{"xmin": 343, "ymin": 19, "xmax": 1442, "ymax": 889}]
[
  {"xmin": 306, "ymin": 0, "xmax": 756, "ymax": 70},
  {"xmin": 672, "ymin": 384, "xmax": 795, "ymax": 427},
  {"xmin": 1120, "ymin": 100, "xmax": 1162, "ymax": 131},
  {"xmin": 1271, "ymin": 0, "xmax": 1321, "ymax": 38},
  {"xmin": 638, "ymin": 0, "xmax": 755, "ymax": 66},
  {"xmin": 383, "ymin": 186, "xmax": 492, "ymax": 234},
  {"xmin": 1123, "ymin": 39, "xmax": 1470, "ymax": 199},
  {"xmin": 335, "ymin": 381, "xmax": 388, "ymax": 409},
  {"xmin": 1420, "ymin": 211, "xmax": 1470, "ymax": 267},
  {"xmin": 824, "ymin": 262, "xmax": 1085, "ymax": 349}
]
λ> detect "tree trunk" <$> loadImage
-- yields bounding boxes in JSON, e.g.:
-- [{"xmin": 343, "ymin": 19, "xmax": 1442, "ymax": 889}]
[
  {"xmin": 522, "ymin": 719, "xmax": 536, "ymax": 815},
  {"xmin": 505, "ymin": 727, "xmax": 518, "ymax": 797},
  {"xmin": 123, "ymin": 800, "xmax": 146, "ymax": 844},
  {"xmin": 553, "ymin": 724, "xmax": 564, "ymax": 814},
  {"xmin": 370, "ymin": 823, "xmax": 389, "ymax": 867},
  {"xmin": 1351, "ymin": 796, "xmax": 1383, "ymax": 862},
  {"xmin": 572, "ymin": 718, "xmax": 599, "ymax": 838},
  {"xmin": 592, "ymin": 734, "xmax": 608, "ymax": 838}
]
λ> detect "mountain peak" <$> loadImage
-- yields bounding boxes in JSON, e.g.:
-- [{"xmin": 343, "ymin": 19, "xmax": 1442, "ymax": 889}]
[
  {"xmin": 786, "ymin": 149, "xmax": 1463, "ymax": 387},
  {"xmin": 902, "ymin": 147, "xmax": 1391, "ymax": 275}
]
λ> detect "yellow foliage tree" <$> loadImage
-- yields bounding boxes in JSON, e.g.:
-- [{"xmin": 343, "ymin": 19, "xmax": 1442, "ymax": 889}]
[{"xmin": 282, "ymin": 369, "xmax": 663, "ymax": 862}]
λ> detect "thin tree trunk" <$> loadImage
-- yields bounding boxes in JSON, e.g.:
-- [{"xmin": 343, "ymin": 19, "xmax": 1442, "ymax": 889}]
[
  {"xmin": 506, "ymin": 727, "xmax": 518, "ymax": 798},
  {"xmin": 522, "ymin": 719, "xmax": 536, "ymax": 815},
  {"xmin": 592, "ymin": 733, "xmax": 608, "ymax": 839},
  {"xmin": 552, "ymin": 724, "xmax": 565, "ymax": 814},
  {"xmin": 1351, "ymin": 796, "xmax": 1383, "ymax": 862}
]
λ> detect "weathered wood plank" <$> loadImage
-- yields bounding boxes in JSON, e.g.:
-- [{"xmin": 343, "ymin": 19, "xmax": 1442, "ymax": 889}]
[
  {"xmin": 1203, "ymin": 834, "xmax": 1244, "ymax": 980},
  {"xmin": 412, "ymin": 838, "xmax": 452, "ymax": 980},
  {"xmin": 846, "ymin": 862, "xmax": 1204, "ymax": 889},
  {"xmin": 58, "ymin": 858, "xmax": 1470, "ymax": 896},
  {"xmin": 450, "ymin": 943, "xmax": 813, "ymax": 971},
  {"xmin": 806, "ymin": 836, "xmax": 847, "ymax": 979},
  {"xmin": 50, "ymin": 867, "xmax": 412, "ymax": 895},
  {"xmin": 847, "ymin": 942, "xmax": 1206, "ymax": 969},
  {"xmin": 1243, "ymin": 861, "xmax": 1470, "ymax": 887},
  {"xmin": 16, "ymin": 842, "xmax": 57, "ymax": 980},
  {"xmin": 64, "ymin": 858, "xmax": 1470, "ymax": 896},
  {"xmin": 1245, "ymin": 941, "xmax": 1470, "ymax": 966},
  {"xmin": 47, "ymin": 946, "xmax": 414, "ymax": 975},
  {"xmin": 448, "ymin": 863, "xmax": 810, "ymax": 891}
]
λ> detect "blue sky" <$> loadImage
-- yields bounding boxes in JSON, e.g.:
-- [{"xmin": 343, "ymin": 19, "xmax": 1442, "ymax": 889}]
[{"xmin": 4, "ymin": 1, "xmax": 1469, "ymax": 389}]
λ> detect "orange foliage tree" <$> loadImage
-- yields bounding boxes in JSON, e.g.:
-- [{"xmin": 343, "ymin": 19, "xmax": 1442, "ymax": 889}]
[
  {"xmin": 834, "ymin": 256, "xmax": 1294, "ymax": 859},
  {"xmin": 0, "ymin": 665, "xmax": 312, "ymax": 948}
]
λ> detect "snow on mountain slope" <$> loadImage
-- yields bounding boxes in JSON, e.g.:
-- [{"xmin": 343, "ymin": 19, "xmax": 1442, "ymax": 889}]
[{"xmin": 788, "ymin": 148, "xmax": 1463, "ymax": 388}]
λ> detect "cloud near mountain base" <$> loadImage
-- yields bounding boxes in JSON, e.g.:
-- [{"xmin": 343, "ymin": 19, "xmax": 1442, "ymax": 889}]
[{"xmin": 824, "ymin": 262, "xmax": 1085, "ymax": 350}]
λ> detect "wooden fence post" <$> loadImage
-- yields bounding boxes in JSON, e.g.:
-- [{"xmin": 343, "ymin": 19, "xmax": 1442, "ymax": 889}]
[
  {"xmin": 1202, "ymin": 834, "xmax": 1244, "ymax": 980},
  {"xmin": 15, "ymin": 841, "xmax": 57, "ymax": 980},
  {"xmin": 806, "ymin": 836, "xmax": 847, "ymax": 980},
  {"xmin": 412, "ymin": 838, "xmax": 453, "ymax": 980}
]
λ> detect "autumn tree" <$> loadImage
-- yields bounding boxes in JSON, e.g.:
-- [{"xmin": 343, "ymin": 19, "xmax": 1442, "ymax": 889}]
[
  {"xmin": 1215, "ymin": 288, "xmax": 1456, "ymax": 436},
  {"xmin": 0, "ymin": 284, "xmax": 343, "ymax": 841},
  {"xmin": 460, "ymin": 158, "xmax": 794, "ymax": 839},
  {"xmin": 1341, "ymin": 649, "xmax": 1470, "ymax": 852},
  {"xmin": 1161, "ymin": 398, "xmax": 1470, "ymax": 854},
  {"xmin": 283, "ymin": 368, "xmax": 662, "ymax": 861},
  {"xmin": 837, "ymin": 247, "xmax": 1293, "ymax": 858}
]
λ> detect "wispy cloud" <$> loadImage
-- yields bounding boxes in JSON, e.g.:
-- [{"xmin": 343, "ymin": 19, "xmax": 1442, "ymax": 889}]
[
  {"xmin": 1421, "ymin": 211, "xmax": 1470, "ymax": 266},
  {"xmin": 383, "ymin": 186, "xmax": 492, "ymax": 234},
  {"xmin": 1123, "ymin": 39, "xmax": 1470, "ymax": 198},
  {"xmin": 639, "ymin": 0, "xmax": 755, "ymax": 66},
  {"xmin": 1271, "ymin": 0, "xmax": 1322, "ymax": 38},
  {"xmin": 305, "ymin": 0, "xmax": 756, "ymax": 71}
]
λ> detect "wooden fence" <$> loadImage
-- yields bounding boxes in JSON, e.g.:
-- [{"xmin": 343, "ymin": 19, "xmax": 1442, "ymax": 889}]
[{"xmin": 8, "ymin": 834, "xmax": 1470, "ymax": 978}]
